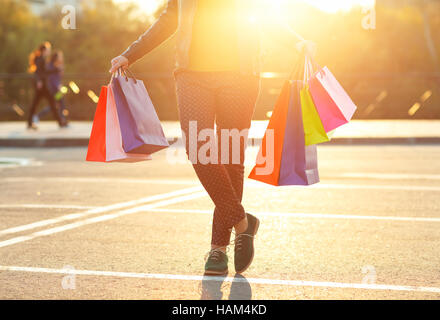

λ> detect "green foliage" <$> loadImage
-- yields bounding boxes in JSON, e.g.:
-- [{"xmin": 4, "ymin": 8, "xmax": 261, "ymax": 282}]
[
  {"xmin": 0, "ymin": 0, "xmax": 41, "ymax": 73},
  {"xmin": 0, "ymin": 0, "xmax": 439, "ymax": 120}
]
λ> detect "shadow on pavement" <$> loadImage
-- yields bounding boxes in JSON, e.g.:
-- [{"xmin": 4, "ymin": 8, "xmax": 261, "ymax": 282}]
[{"xmin": 199, "ymin": 273, "xmax": 252, "ymax": 300}]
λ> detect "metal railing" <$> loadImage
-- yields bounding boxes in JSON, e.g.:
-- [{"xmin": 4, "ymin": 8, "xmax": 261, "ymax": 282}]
[{"xmin": 1, "ymin": 72, "xmax": 439, "ymax": 121}]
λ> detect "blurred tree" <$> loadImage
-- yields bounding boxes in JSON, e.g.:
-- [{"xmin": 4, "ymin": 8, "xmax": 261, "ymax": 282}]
[
  {"xmin": 39, "ymin": 0, "xmax": 150, "ymax": 74},
  {"xmin": 1, "ymin": 0, "xmax": 439, "ymax": 120},
  {"xmin": 0, "ymin": 0, "xmax": 41, "ymax": 73},
  {"xmin": 376, "ymin": 0, "xmax": 440, "ymax": 71}
]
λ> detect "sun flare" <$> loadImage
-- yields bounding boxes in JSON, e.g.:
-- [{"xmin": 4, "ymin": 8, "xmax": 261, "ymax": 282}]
[
  {"xmin": 302, "ymin": 0, "xmax": 375, "ymax": 13},
  {"xmin": 113, "ymin": 0, "xmax": 166, "ymax": 16},
  {"xmin": 114, "ymin": 0, "xmax": 375, "ymax": 16}
]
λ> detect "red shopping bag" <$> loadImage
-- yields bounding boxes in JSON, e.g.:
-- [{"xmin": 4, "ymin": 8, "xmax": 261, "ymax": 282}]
[
  {"xmin": 86, "ymin": 85, "xmax": 151, "ymax": 162},
  {"xmin": 86, "ymin": 86, "xmax": 107, "ymax": 161}
]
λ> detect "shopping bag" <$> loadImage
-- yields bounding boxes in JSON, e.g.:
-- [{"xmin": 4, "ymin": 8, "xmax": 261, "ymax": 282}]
[
  {"xmin": 300, "ymin": 84, "xmax": 330, "ymax": 146},
  {"xmin": 111, "ymin": 72, "xmax": 169, "ymax": 154},
  {"xmin": 308, "ymin": 66, "xmax": 357, "ymax": 132},
  {"xmin": 248, "ymin": 80, "xmax": 319, "ymax": 186},
  {"xmin": 105, "ymin": 85, "xmax": 151, "ymax": 162},
  {"xmin": 299, "ymin": 55, "xmax": 330, "ymax": 146},
  {"xmin": 86, "ymin": 86, "xmax": 107, "ymax": 161},
  {"xmin": 86, "ymin": 85, "xmax": 151, "ymax": 163}
]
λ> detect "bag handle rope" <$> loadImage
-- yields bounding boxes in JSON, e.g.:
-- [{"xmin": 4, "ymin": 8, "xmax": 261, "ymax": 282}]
[{"xmin": 109, "ymin": 67, "xmax": 138, "ymax": 85}]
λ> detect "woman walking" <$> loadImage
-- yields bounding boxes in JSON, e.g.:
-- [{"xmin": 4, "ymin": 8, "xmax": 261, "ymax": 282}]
[
  {"xmin": 110, "ymin": 0, "xmax": 314, "ymax": 275},
  {"xmin": 27, "ymin": 42, "xmax": 66, "ymax": 129},
  {"xmin": 34, "ymin": 51, "xmax": 69, "ymax": 126}
]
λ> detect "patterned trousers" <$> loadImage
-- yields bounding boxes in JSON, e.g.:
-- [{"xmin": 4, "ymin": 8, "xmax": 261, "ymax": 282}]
[{"xmin": 174, "ymin": 70, "xmax": 260, "ymax": 246}]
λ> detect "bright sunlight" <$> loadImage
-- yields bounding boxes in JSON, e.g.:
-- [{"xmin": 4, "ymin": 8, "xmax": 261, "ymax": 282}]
[{"xmin": 114, "ymin": 0, "xmax": 376, "ymax": 16}]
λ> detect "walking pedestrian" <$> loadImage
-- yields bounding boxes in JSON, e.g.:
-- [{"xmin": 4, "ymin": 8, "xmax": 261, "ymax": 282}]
[
  {"xmin": 34, "ymin": 51, "xmax": 69, "ymax": 126},
  {"xmin": 110, "ymin": 0, "xmax": 315, "ymax": 275},
  {"xmin": 27, "ymin": 42, "xmax": 66, "ymax": 129}
]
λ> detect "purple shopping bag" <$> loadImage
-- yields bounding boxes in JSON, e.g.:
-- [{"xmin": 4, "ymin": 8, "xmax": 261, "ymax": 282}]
[
  {"xmin": 111, "ymin": 73, "xmax": 169, "ymax": 154},
  {"xmin": 86, "ymin": 85, "xmax": 151, "ymax": 163},
  {"xmin": 278, "ymin": 80, "xmax": 319, "ymax": 185}
]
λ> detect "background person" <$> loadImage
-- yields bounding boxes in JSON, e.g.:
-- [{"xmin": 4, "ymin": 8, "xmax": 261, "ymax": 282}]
[
  {"xmin": 34, "ymin": 51, "xmax": 69, "ymax": 126},
  {"xmin": 27, "ymin": 42, "xmax": 66, "ymax": 129}
]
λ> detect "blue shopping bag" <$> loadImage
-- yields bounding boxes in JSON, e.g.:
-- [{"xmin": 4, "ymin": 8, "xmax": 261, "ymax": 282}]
[{"xmin": 278, "ymin": 80, "xmax": 319, "ymax": 185}]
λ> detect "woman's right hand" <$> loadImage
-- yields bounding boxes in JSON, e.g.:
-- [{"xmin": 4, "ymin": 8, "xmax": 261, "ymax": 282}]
[
  {"xmin": 109, "ymin": 55, "xmax": 129, "ymax": 73},
  {"xmin": 296, "ymin": 40, "xmax": 317, "ymax": 58}
]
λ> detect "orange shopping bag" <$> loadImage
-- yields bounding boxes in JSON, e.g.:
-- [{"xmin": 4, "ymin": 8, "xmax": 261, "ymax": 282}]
[{"xmin": 248, "ymin": 81, "xmax": 290, "ymax": 186}]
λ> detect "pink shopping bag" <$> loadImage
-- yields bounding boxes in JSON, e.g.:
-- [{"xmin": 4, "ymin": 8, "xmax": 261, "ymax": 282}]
[{"xmin": 308, "ymin": 66, "xmax": 357, "ymax": 133}]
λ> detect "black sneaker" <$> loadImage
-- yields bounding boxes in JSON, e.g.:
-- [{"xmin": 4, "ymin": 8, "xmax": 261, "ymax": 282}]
[
  {"xmin": 234, "ymin": 213, "xmax": 260, "ymax": 274},
  {"xmin": 204, "ymin": 248, "xmax": 228, "ymax": 275}
]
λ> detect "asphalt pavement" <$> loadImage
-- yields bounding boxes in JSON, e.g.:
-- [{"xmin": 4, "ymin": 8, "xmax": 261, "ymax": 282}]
[{"xmin": 0, "ymin": 143, "xmax": 439, "ymax": 299}]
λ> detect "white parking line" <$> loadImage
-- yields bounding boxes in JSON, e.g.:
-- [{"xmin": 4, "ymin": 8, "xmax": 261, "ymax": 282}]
[
  {"xmin": 341, "ymin": 173, "xmax": 440, "ymax": 180},
  {"xmin": 0, "ymin": 265, "xmax": 439, "ymax": 294},
  {"xmin": 248, "ymin": 182, "xmax": 440, "ymax": 192},
  {"xmin": 145, "ymin": 208, "xmax": 440, "ymax": 223},
  {"xmin": 0, "ymin": 186, "xmax": 202, "ymax": 237},
  {"xmin": 2, "ymin": 177, "xmax": 198, "ymax": 185},
  {"xmin": 4, "ymin": 176, "xmax": 440, "ymax": 191},
  {"xmin": 0, "ymin": 204, "xmax": 97, "ymax": 210},
  {"xmin": 0, "ymin": 192, "xmax": 207, "ymax": 248},
  {"xmin": 0, "ymin": 158, "xmax": 42, "ymax": 169}
]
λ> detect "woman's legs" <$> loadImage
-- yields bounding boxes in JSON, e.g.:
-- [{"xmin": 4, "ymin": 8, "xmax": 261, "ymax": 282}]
[
  {"xmin": 36, "ymin": 106, "xmax": 51, "ymax": 119},
  {"xmin": 42, "ymin": 87, "xmax": 64, "ymax": 126},
  {"xmin": 211, "ymin": 74, "xmax": 260, "ymax": 245},
  {"xmin": 175, "ymin": 71, "xmax": 260, "ymax": 248},
  {"xmin": 28, "ymin": 87, "xmax": 44, "ymax": 127},
  {"xmin": 28, "ymin": 86, "xmax": 64, "ymax": 127},
  {"xmin": 58, "ymin": 98, "xmax": 67, "ymax": 121}
]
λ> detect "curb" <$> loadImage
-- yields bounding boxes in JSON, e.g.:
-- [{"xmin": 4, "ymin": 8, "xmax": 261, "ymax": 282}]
[{"xmin": 1, "ymin": 137, "xmax": 440, "ymax": 148}]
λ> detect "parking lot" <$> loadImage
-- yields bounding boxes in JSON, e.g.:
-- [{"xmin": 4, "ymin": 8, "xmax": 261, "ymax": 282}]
[{"xmin": 0, "ymin": 144, "xmax": 439, "ymax": 299}]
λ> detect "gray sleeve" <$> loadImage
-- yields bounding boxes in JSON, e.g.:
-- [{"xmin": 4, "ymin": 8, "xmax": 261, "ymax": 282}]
[{"xmin": 121, "ymin": 0, "xmax": 179, "ymax": 64}]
